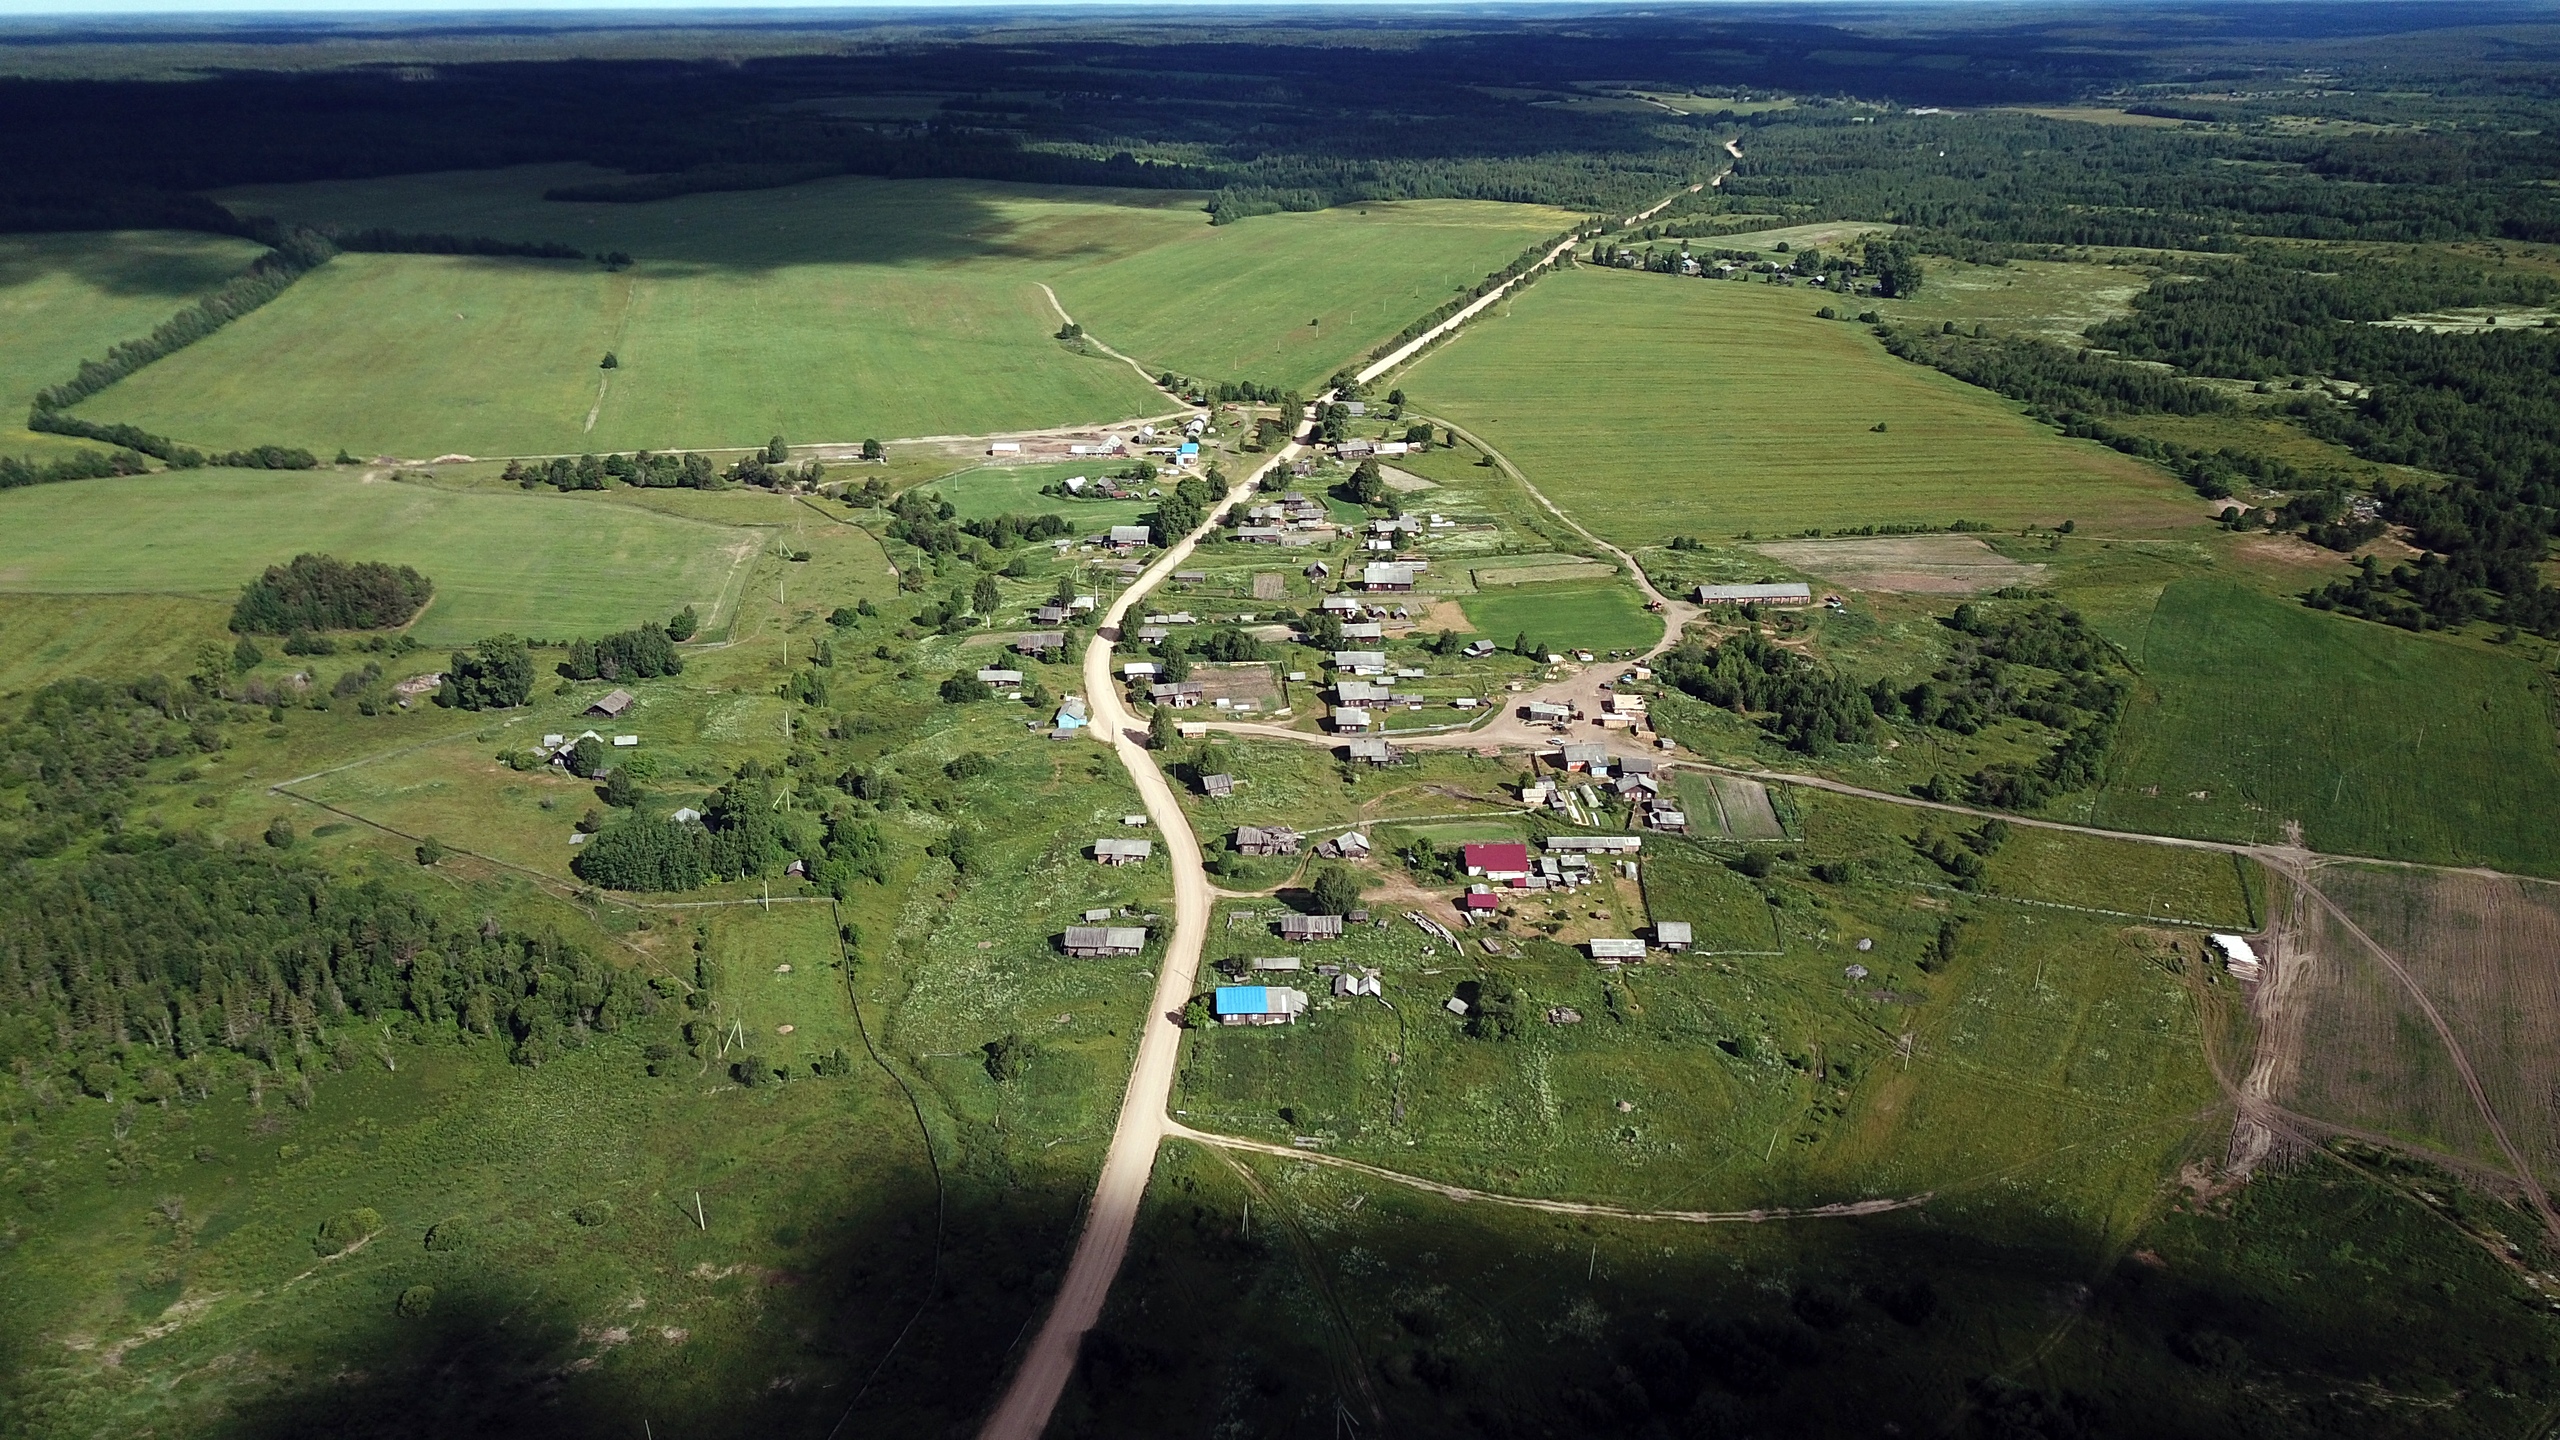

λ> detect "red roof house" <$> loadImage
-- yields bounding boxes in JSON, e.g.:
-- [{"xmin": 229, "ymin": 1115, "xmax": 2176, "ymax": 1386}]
[{"xmin": 1462, "ymin": 842, "xmax": 1531, "ymax": 880}]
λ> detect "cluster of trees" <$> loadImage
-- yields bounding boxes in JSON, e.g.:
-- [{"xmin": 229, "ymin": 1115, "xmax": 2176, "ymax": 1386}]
[
  {"xmin": 507, "ymin": 450, "xmax": 719, "ymax": 491},
  {"xmin": 559, "ymin": 619, "xmax": 687, "ymax": 682},
  {"xmin": 962, "ymin": 510, "xmax": 1075, "ymax": 549},
  {"xmin": 437, "ymin": 635, "xmax": 534, "ymax": 711},
  {"xmin": 27, "ymin": 412, "xmax": 314, "ymax": 472},
  {"xmin": 229, "ymin": 553, "xmax": 433, "ymax": 635},
  {"xmin": 0, "ymin": 838, "xmax": 659, "ymax": 1095},
  {"xmin": 1660, "ymin": 631, "xmax": 1871, "ymax": 754},
  {"xmin": 1149, "ymin": 475, "xmax": 1217, "ymax": 546},
  {"xmin": 0, "ymin": 676, "xmax": 225, "ymax": 858},
  {"xmin": 570, "ymin": 762, "xmax": 837, "ymax": 892},
  {"xmin": 1876, "ymin": 600, "xmax": 2130, "ymax": 809}
]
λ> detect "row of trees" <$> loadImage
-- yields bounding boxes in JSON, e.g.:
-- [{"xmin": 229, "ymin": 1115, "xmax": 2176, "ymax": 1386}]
[{"xmin": 559, "ymin": 621, "xmax": 685, "ymax": 682}]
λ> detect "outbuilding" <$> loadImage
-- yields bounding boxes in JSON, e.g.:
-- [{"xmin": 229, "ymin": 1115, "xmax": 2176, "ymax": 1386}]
[
  {"xmin": 1093, "ymin": 837, "xmax": 1154, "ymax": 865},
  {"xmin": 586, "ymin": 689, "xmax": 636, "ymax": 718},
  {"xmin": 1278, "ymin": 914, "xmax": 1346, "ymax": 941},
  {"xmin": 1654, "ymin": 921, "xmax": 1693, "ymax": 951},
  {"xmin": 1589, "ymin": 938, "xmax": 1648, "ymax": 965},
  {"xmin": 1063, "ymin": 926, "xmax": 1148, "ymax": 957},
  {"xmin": 1694, "ymin": 582, "xmax": 1813, "ymax": 606}
]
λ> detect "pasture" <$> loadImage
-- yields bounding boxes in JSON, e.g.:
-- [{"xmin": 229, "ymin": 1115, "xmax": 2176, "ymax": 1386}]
[
  {"xmin": 0, "ymin": 229, "xmax": 265, "ymax": 457},
  {"xmin": 1398, "ymin": 267, "xmax": 2197, "ymax": 542},
  {"xmin": 2091, "ymin": 581, "xmax": 2560, "ymax": 874},
  {"xmin": 933, "ymin": 461, "xmax": 1151, "ymax": 528},
  {"xmin": 0, "ymin": 468, "xmax": 756, "ymax": 645}
]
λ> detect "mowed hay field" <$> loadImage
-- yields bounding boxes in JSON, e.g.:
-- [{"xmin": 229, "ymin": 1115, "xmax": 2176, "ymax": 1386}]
[
  {"xmin": 1049, "ymin": 199, "xmax": 1578, "ymax": 391},
  {"xmin": 84, "ymin": 168, "xmax": 1571, "ymax": 456},
  {"xmin": 2091, "ymin": 581, "xmax": 2560, "ymax": 874},
  {"xmin": 1458, "ymin": 578, "xmax": 1661, "ymax": 652},
  {"xmin": 2287, "ymin": 864, "xmax": 2560, "ymax": 1187},
  {"xmin": 0, "ymin": 230, "xmax": 265, "ymax": 458},
  {"xmin": 0, "ymin": 469, "xmax": 755, "ymax": 645},
  {"xmin": 1399, "ymin": 267, "xmax": 2197, "ymax": 542}
]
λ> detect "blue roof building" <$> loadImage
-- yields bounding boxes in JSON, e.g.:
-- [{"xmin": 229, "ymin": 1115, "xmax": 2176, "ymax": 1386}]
[{"xmin": 1213, "ymin": 985, "xmax": 1308, "ymax": 1026}]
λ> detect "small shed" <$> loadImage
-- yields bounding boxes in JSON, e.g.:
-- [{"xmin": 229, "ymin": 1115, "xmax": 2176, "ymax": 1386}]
[
  {"xmin": 1064, "ymin": 926, "xmax": 1148, "ymax": 957},
  {"xmin": 1235, "ymin": 825, "xmax": 1301, "ymax": 856},
  {"xmin": 1589, "ymin": 938, "xmax": 1648, "ymax": 964},
  {"xmin": 1278, "ymin": 914, "xmax": 1346, "ymax": 942},
  {"xmin": 1202, "ymin": 773, "xmax": 1238, "ymax": 799},
  {"xmin": 587, "ymin": 689, "xmax": 636, "ymax": 718},
  {"xmin": 1093, "ymin": 837, "xmax": 1154, "ymax": 865},
  {"xmin": 1654, "ymin": 921, "xmax": 1693, "ymax": 951}
]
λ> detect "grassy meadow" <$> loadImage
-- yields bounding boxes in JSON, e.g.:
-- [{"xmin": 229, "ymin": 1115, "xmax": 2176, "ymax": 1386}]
[
  {"xmin": 1398, "ymin": 266, "xmax": 2199, "ymax": 543},
  {"xmin": 0, "ymin": 468, "xmax": 762, "ymax": 646},
  {"xmin": 1458, "ymin": 578, "xmax": 1663, "ymax": 653},
  {"xmin": 2091, "ymin": 581, "xmax": 2560, "ymax": 874},
  {"xmin": 0, "ymin": 230, "xmax": 266, "ymax": 459}
]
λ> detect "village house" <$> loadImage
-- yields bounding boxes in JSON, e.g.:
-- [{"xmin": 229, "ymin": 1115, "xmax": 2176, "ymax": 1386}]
[
  {"xmin": 1316, "ymin": 830, "xmax": 1372, "ymax": 858},
  {"xmin": 1654, "ymin": 921, "xmax": 1693, "ymax": 952},
  {"xmin": 1320, "ymin": 594, "xmax": 1365, "ymax": 616},
  {"xmin": 586, "ymin": 689, "xmax": 635, "ymax": 718},
  {"xmin": 1339, "ymin": 621, "xmax": 1386, "ymax": 643},
  {"xmin": 1235, "ymin": 825, "xmax": 1301, "ymax": 856},
  {"xmin": 1063, "ymin": 926, "xmax": 1148, "ymax": 958},
  {"xmin": 1093, "ymin": 837, "xmax": 1153, "ymax": 865},
  {"xmin": 1135, "ymin": 624, "xmax": 1170, "ymax": 644},
  {"xmin": 1150, "ymin": 681, "xmax": 1206, "ymax": 708},
  {"xmin": 1560, "ymin": 743, "xmax": 1610, "ymax": 774},
  {"xmin": 1015, "ymin": 631, "xmax": 1069, "ymax": 657},
  {"xmin": 1462, "ymin": 886, "xmax": 1501, "ymax": 915},
  {"xmin": 1236, "ymin": 525, "xmax": 1287, "ymax": 544},
  {"xmin": 1548, "ymin": 835, "xmax": 1642, "ymax": 855},
  {"xmin": 1463, "ymin": 841, "xmax": 1532, "ymax": 882},
  {"xmin": 1215, "ymin": 985, "xmax": 1310, "ymax": 1026},
  {"xmin": 1199, "ymin": 772, "xmax": 1238, "ymax": 799},
  {"xmin": 1108, "ymin": 524, "xmax": 1153, "ymax": 550},
  {"xmin": 1344, "ymin": 737, "xmax": 1402, "ymax": 765},
  {"xmin": 1523, "ymin": 701, "xmax": 1573, "ymax": 724},
  {"xmin": 976, "ymin": 668, "xmax": 1024, "ymax": 691},
  {"xmin": 1122, "ymin": 660, "xmax": 1159, "ymax": 680},
  {"xmin": 1332, "ymin": 650, "xmax": 1389, "ymax": 676},
  {"xmin": 1646, "ymin": 805, "xmax": 1688, "ymax": 832},
  {"xmin": 1331, "ymin": 706, "xmax": 1373, "ymax": 732},
  {"xmin": 1336, "ymin": 438, "xmax": 1377, "ymax": 460},
  {"xmin": 1589, "ymin": 938, "xmax": 1648, "ymax": 965},
  {"xmin": 1333, "ymin": 679, "xmax": 1394, "ymax": 708},
  {"xmin": 1361, "ymin": 562, "xmax": 1417, "ymax": 592}
]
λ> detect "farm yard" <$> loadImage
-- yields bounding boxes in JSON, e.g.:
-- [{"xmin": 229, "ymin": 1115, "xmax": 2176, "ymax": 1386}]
[{"xmin": 1397, "ymin": 266, "xmax": 2197, "ymax": 542}]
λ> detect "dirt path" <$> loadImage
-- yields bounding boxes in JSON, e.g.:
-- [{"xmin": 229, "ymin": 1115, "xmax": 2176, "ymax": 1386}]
[
  {"xmin": 1167, "ymin": 1122, "xmax": 1930, "ymax": 1224},
  {"xmin": 1034, "ymin": 281, "xmax": 1177, "ymax": 394}
]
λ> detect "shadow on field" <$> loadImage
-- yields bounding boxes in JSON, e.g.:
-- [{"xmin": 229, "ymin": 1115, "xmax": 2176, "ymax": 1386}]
[
  {"xmin": 1043, "ymin": 1139, "xmax": 2560, "ymax": 1440},
  {"xmin": 0, "ymin": 232, "xmax": 265, "ymax": 298},
  {"xmin": 217, "ymin": 1170, "xmax": 1081, "ymax": 1440}
]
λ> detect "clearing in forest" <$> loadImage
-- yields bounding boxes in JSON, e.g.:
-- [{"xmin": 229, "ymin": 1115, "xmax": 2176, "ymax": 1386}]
[{"xmin": 1399, "ymin": 267, "xmax": 2194, "ymax": 542}]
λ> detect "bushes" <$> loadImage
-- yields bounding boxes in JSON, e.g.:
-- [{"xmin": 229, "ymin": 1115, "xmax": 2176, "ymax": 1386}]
[
  {"xmin": 231, "ymin": 553, "xmax": 433, "ymax": 634},
  {"xmin": 314, "ymin": 1207, "xmax": 382, "ymax": 1256},
  {"xmin": 0, "ymin": 446, "xmax": 151, "ymax": 490},
  {"xmin": 1660, "ymin": 632, "xmax": 1871, "ymax": 754},
  {"xmin": 438, "ymin": 635, "xmax": 533, "ymax": 710}
]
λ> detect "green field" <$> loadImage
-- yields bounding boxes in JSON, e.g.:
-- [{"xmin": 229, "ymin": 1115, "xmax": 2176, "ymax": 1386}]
[
  {"xmin": 2093, "ymin": 580, "xmax": 2560, "ymax": 873},
  {"xmin": 934, "ymin": 461, "xmax": 1151, "ymax": 528},
  {"xmin": 1400, "ymin": 267, "xmax": 2198, "ymax": 542},
  {"xmin": 81, "ymin": 169, "xmax": 1573, "ymax": 456},
  {"xmin": 1458, "ymin": 579, "xmax": 1663, "ymax": 652},
  {"xmin": 1050, "ymin": 199, "xmax": 1578, "ymax": 391},
  {"xmin": 0, "ymin": 230, "xmax": 266, "ymax": 458},
  {"xmin": 0, "ymin": 469, "xmax": 757, "ymax": 645}
]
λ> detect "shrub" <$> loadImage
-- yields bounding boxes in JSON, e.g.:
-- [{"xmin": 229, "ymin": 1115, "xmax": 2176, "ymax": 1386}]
[
  {"xmin": 422, "ymin": 1219, "xmax": 468, "ymax": 1252},
  {"xmin": 314, "ymin": 1206, "xmax": 382, "ymax": 1256},
  {"xmin": 665, "ymin": 605, "xmax": 699, "ymax": 642},
  {"xmin": 394, "ymin": 1284, "xmax": 436, "ymax": 1318},
  {"xmin": 264, "ymin": 817, "xmax": 296, "ymax": 849},
  {"xmin": 940, "ymin": 672, "xmax": 992, "ymax": 704},
  {"xmin": 570, "ymin": 1201, "xmax": 616, "ymax": 1227},
  {"xmin": 982, "ymin": 1032, "xmax": 1036, "ymax": 1083},
  {"xmin": 231, "ymin": 553, "xmax": 432, "ymax": 635},
  {"xmin": 415, "ymin": 836, "xmax": 447, "ymax": 866}
]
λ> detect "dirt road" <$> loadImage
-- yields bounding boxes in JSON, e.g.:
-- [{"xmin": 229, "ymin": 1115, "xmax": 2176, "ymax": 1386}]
[{"xmin": 973, "ymin": 416, "xmax": 1310, "ymax": 1440}]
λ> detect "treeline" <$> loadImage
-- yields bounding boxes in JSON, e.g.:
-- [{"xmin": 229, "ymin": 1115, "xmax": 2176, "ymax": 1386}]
[
  {"xmin": 314, "ymin": 226, "xmax": 588, "ymax": 261},
  {"xmin": 30, "ymin": 228, "xmax": 336, "ymax": 415},
  {"xmin": 1877, "ymin": 325, "xmax": 2233, "ymax": 419},
  {"xmin": 0, "ymin": 839, "xmax": 658, "ymax": 1100},
  {"xmin": 29, "ymin": 409, "xmax": 316, "ymax": 473},
  {"xmin": 230, "ymin": 553, "xmax": 434, "ymax": 635},
  {"xmin": 2088, "ymin": 256, "xmax": 2560, "ymax": 638},
  {"xmin": 0, "ymin": 447, "xmax": 151, "ymax": 490},
  {"xmin": 507, "ymin": 451, "xmax": 721, "ymax": 491}
]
